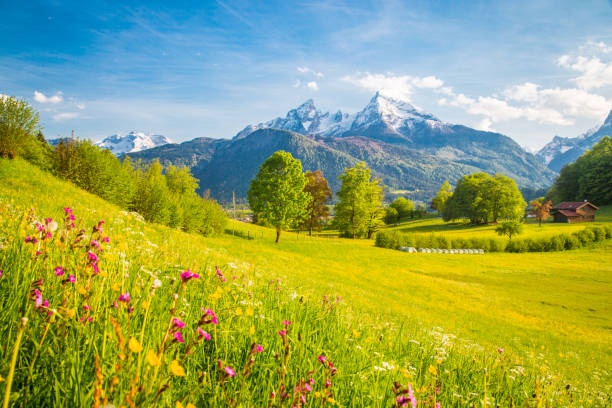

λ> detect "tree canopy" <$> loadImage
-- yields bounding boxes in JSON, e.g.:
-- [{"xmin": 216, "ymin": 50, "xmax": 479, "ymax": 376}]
[
  {"xmin": 530, "ymin": 198, "xmax": 552, "ymax": 227},
  {"xmin": 389, "ymin": 197, "xmax": 414, "ymax": 219},
  {"xmin": 334, "ymin": 162, "xmax": 384, "ymax": 238},
  {"xmin": 301, "ymin": 170, "xmax": 332, "ymax": 235},
  {"xmin": 431, "ymin": 181, "xmax": 453, "ymax": 213},
  {"xmin": 442, "ymin": 173, "xmax": 525, "ymax": 224},
  {"xmin": 247, "ymin": 151, "xmax": 309, "ymax": 243},
  {"xmin": 545, "ymin": 136, "xmax": 612, "ymax": 206},
  {"xmin": 0, "ymin": 95, "xmax": 41, "ymax": 159}
]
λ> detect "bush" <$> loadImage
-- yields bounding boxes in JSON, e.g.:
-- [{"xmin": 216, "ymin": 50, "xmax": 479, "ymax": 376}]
[
  {"xmin": 547, "ymin": 235, "xmax": 565, "ymax": 252},
  {"xmin": 436, "ymin": 235, "xmax": 450, "ymax": 249},
  {"xmin": 574, "ymin": 229, "xmax": 594, "ymax": 246},
  {"xmin": 604, "ymin": 225, "xmax": 612, "ymax": 239},
  {"xmin": 563, "ymin": 234, "xmax": 580, "ymax": 250},
  {"xmin": 506, "ymin": 239, "xmax": 528, "ymax": 253},
  {"xmin": 587, "ymin": 226, "xmax": 605, "ymax": 242}
]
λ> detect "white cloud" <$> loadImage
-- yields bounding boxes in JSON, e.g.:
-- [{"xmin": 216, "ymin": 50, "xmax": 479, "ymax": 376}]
[
  {"xmin": 297, "ymin": 66, "xmax": 324, "ymax": 78},
  {"xmin": 76, "ymin": 103, "xmax": 85, "ymax": 110},
  {"xmin": 53, "ymin": 112, "xmax": 79, "ymax": 121},
  {"xmin": 503, "ymin": 82, "xmax": 540, "ymax": 103},
  {"xmin": 34, "ymin": 91, "xmax": 63, "ymax": 104},
  {"xmin": 467, "ymin": 97, "xmax": 522, "ymax": 122},
  {"xmin": 558, "ymin": 55, "xmax": 612, "ymax": 90},
  {"xmin": 475, "ymin": 118, "xmax": 494, "ymax": 132},
  {"xmin": 342, "ymin": 72, "xmax": 444, "ymax": 102},
  {"xmin": 293, "ymin": 79, "xmax": 301, "ymax": 88},
  {"xmin": 306, "ymin": 81, "xmax": 319, "ymax": 91}
]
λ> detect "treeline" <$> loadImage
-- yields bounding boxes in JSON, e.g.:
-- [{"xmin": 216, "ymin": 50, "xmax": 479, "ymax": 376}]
[
  {"xmin": 247, "ymin": 152, "xmax": 387, "ymax": 242},
  {"xmin": 546, "ymin": 136, "xmax": 612, "ymax": 206},
  {"xmin": 376, "ymin": 225, "xmax": 612, "ymax": 253},
  {"xmin": 0, "ymin": 96, "xmax": 226, "ymax": 235}
]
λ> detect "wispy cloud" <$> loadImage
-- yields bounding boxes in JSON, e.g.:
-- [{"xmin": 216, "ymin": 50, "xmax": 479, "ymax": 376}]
[
  {"xmin": 342, "ymin": 72, "xmax": 444, "ymax": 102},
  {"xmin": 306, "ymin": 81, "xmax": 319, "ymax": 91},
  {"xmin": 53, "ymin": 112, "xmax": 79, "ymax": 121},
  {"xmin": 297, "ymin": 66, "xmax": 324, "ymax": 78}
]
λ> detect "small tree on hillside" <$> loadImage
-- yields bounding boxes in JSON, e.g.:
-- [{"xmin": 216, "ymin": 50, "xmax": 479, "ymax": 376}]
[
  {"xmin": 301, "ymin": 170, "xmax": 332, "ymax": 235},
  {"xmin": 530, "ymin": 198, "xmax": 552, "ymax": 227},
  {"xmin": 495, "ymin": 221, "xmax": 523, "ymax": 241},
  {"xmin": 0, "ymin": 95, "xmax": 41, "ymax": 159},
  {"xmin": 390, "ymin": 197, "xmax": 413, "ymax": 220},
  {"xmin": 431, "ymin": 181, "xmax": 453, "ymax": 214},
  {"xmin": 247, "ymin": 151, "xmax": 309, "ymax": 243},
  {"xmin": 363, "ymin": 177, "xmax": 386, "ymax": 238}
]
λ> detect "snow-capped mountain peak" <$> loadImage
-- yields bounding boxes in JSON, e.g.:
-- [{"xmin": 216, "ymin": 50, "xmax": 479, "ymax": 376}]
[
  {"xmin": 95, "ymin": 131, "xmax": 173, "ymax": 155},
  {"xmin": 233, "ymin": 91, "xmax": 443, "ymax": 140},
  {"xmin": 536, "ymin": 108, "xmax": 612, "ymax": 171}
]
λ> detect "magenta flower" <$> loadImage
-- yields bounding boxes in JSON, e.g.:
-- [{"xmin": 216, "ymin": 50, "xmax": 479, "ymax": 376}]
[
  {"xmin": 318, "ymin": 355, "xmax": 326, "ymax": 364},
  {"xmin": 54, "ymin": 266, "xmax": 64, "ymax": 276},
  {"xmin": 91, "ymin": 262, "xmax": 99, "ymax": 274},
  {"xmin": 118, "ymin": 292, "xmax": 130, "ymax": 303},
  {"xmin": 197, "ymin": 328, "xmax": 211, "ymax": 340},
  {"xmin": 282, "ymin": 320, "xmax": 292, "ymax": 326},
  {"xmin": 255, "ymin": 344, "xmax": 263, "ymax": 353},
  {"xmin": 202, "ymin": 307, "xmax": 218, "ymax": 324},
  {"xmin": 497, "ymin": 347, "xmax": 504, "ymax": 353},
  {"xmin": 172, "ymin": 318, "xmax": 185, "ymax": 328},
  {"xmin": 180, "ymin": 269, "xmax": 200, "ymax": 282},
  {"xmin": 270, "ymin": 391, "xmax": 276, "ymax": 399},
  {"xmin": 87, "ymin": 251, "xmax": 99, "ymax": 262},
  {"xmin": 32, "ymin": 289, "xmax": 43, "ymax": 308},
  {"xmin": 173, "ymin": 331, "xmax": 184, "ymax": 343},
  {"xmin": 224, "ymin": 366, "xmax": 236, "ymax": 377},
  {"xmin": 0, "ymin": 270, "xmax": 2, "ymax": 278},
  {"xmin": 91, "ymin": 239, "xmax": 101, "ymax": 249},
  {"xmin": 278, "ymin": 329, "xmax": 286, "ymax": 337},
  {"xmin": 102, "ymin": 236, "xmax": 110, "ymax": 243},
  {"xmin": 68, "ymin": 275, "xmax": 76, "ymax": 283},
  {"xmin": 83, "ymin": 305, "xmax": 91, "ymax": 310}
]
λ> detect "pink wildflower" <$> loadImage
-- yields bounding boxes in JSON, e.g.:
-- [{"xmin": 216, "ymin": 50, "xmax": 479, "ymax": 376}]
[
  {"xmin": 270, "ymin": 391, "xmax": 276, "ymax": 399},
  {"xmin": 0, "ymin": 270, "xmax": 2, "ymax": 278},
  {"xmin": 197, "ymin": 327, "xmax": 211, "ymax": 340},
  {"xmin": 87, "ymin": 251, "xmax": 98, "ymax": 262},
  {"xmin": 282, "ymin": 320, "xmax": 292, "ymax": 326},
  {"xmin": 224, "ymin": 366, "xmax": 236, "ymax": 377},
  {"xmin": 173, "ymin": 332, "xmax": 184, "ymax": 343},
  {"xmin": 91, "ymin": 262, "xmax": 99, "ymax": 274},
  {"xmin": 54, "ymin": 266, "xmax": 64, "ymax": 276},
  {"xmin": 318, "ymin": 355, "xmax": 326, "ymax": 364},
  {"xmin": 180, "ymin": 269, "xmax": 199, "ymax": 282},
  {"xmin": 202, "ymin": 307, "xmax": 218, "ymax": 324},
  {"xmin": 497, "ymin": 347, "xmax": 504, "ymax": 353},
  {"xmin": 91, "ymin": 239, "xmax": 101, "ymax": 249},
  {"xmin": 278, "ymin": 329, "xmax": 286, "ymax": 337},
  {"xmin": 172, "ymin": 318, "xmax": 185, "ymax": 328},
  {"xmin": 83, "ymin": 305, "xmax": 91, "ymax": 310},
  {"xmin": 118, "ymin": 292, "xmax": 130, "ymax": 303},
  {"xmin": 255, "ymin": 344, "xmax": 263, "ymax": 352},
  {"xmin": 68, "ymin": 275, "xmax": 76, "ymax": 283}
]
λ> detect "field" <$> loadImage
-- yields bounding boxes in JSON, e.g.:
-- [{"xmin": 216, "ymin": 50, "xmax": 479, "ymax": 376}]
[{"xmin": 1, "ymin": 158, "xmax": 611, "ymax": 406}]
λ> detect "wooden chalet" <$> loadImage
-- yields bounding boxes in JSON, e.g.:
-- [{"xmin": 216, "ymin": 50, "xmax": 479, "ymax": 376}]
[{"xmin": 551, "ymin": 201, "xmax": 599, "ymax": 223}]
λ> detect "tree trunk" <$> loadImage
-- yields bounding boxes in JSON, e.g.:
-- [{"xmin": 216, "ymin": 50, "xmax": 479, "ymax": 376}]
[
  {"xmin": 309, "ymin": 227, "xmax": 312, "ymax": 236},
  {"xmin": 538, "ymin": 218, "xmax": 542, "ymax": 227},
  {"xmin": 275, "ymin": 227, "xmax": 281, "ymax": 244}
]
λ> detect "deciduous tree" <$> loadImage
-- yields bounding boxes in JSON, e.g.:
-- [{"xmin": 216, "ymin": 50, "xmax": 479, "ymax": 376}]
[
  {"xmin": 389, "ymin": 197, "xmax": 413, "ymax": 220},
  {"xmin": 0, "ymin": 95, "xmax": 41, "ymax": 159},
  {"xmin": 530, "ymin": 198, "xmax": 552, "ymax": 227},
  {"xmin": 301, "ymin": 170, "xmax": 332, "ymax": 235},
  {"xmin": 247, "ymin": 151, "xmax": 309, "ymax": 243},
  {"xmin": 431, "ymin": 181, "xmax": 452, "ymax": 213}
]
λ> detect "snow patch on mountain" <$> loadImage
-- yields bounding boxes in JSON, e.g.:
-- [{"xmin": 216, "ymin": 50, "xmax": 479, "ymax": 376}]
[{"xmin": 95, "ymin": 131, "xmax": 173, "ymax": 155}]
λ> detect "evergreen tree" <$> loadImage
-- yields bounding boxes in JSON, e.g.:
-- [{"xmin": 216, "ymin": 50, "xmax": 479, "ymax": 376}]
[{"xmin": 247, "ymin": 151, "xmax": 309, "ymax": 243}]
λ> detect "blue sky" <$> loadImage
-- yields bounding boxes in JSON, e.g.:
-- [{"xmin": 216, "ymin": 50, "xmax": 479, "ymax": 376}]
[{"xmin": 1, "ymin": 0, "xmax": 612, "ymax": 149}]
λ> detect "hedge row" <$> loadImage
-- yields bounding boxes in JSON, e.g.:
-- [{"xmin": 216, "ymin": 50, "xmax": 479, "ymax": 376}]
[{"xmin": 375, "ymin": 225, "xmax": 612, "ymax": 253}]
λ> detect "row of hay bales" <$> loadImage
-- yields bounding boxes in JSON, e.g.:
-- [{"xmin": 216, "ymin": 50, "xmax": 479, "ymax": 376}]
[{"xmin": 399, "ymin": 247, "xmax": 485, "ymax": 254}]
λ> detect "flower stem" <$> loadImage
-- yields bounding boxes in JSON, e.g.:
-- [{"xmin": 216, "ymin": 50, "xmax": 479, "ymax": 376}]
[{"xmin": 3, "ymin": 317, "xmax": 28, "ymax": 408}]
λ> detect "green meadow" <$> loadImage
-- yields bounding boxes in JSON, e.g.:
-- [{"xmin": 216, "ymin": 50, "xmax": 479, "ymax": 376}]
[{"xmin": 1, "ymin": 158, "xmax": 611, "ymax": 407}]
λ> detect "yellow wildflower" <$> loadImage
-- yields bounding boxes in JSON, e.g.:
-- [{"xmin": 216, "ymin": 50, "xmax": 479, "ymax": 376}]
[
  {"xmin": 77, "ymin": 286, "xmax": 87, "ymax": 295},
  {"xmin": 428, "ymin": 365, "xmax": 437, "ymax": 376},
  {"xmin": 176, "ymin": 402, "xmax": 184, "ymax": 408},
  {"xmin": 146, "ymin": 350, "xmax": 160, "ymax": 367},
  {"xmin": 249, "ymin": 325, "xmax": 255, "ymax": 335},
  {"xmin": 352, "ymin": 329, "xmax": 361, "ymax": 338},
  {"xmin": 128, "ymin": 337, "xmax": 143, "ymax": 353},
  {"xmin": 112, "ymin": 283, "xmax": 120, "ymax": 292},
  {"xmin": 235, "ymin": 307, "xmax": 243, "ymax": 316},
  {"xmin": 170, "ymin": 359, "xmax": 185, "ymax": 376},
  {"xmin": 186, "ymin": 404, "xmax": 196, "ymax": 408},
  {"xmin": 142, "ymin": 300, "xmax": 150, "ymax": 310},
  {"xmin": 245, "ymin": 307, "xmax": 254, "ymax": 316}
]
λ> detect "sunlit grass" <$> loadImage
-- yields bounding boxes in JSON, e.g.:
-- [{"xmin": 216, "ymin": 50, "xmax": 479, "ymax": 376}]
[{"xmin": 0, "ymin": 158, "xmax": 611, "ymax": 406}]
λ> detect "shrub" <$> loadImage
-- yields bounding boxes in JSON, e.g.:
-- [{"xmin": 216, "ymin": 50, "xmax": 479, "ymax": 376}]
[
  {"xmin": 563, "ymin": 234, "xmax": 580, "ymax": 250},
  {"xmin": 604, "ymin": 225, "xmax": 612, "ymax": 239},
  {"xmin": 506, "ymin": 239, "xmax": 527, "ymax": 253},
  {"xmin": 547, "ymin": 235, "xmax": 565, "ymax": 252},
  {"xmin": 436, "ymin": 235, "xmax": 450, "ymax": 249},
  {"xmin": 587, "ymin": 226, "xmax": 605, "ymax": 242},
  {"xmin": 574, "ymin": 229, "xmax": 594, "ymax": 246}
]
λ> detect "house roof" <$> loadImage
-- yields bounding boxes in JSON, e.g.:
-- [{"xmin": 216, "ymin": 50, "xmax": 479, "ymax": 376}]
[
  {"xmin": 554, "ymin": 209, "xmax": 580, "ymax": 217},
  {"xmin": 552, "ymin": 201, "xmax": 599, "ymax": 211}
]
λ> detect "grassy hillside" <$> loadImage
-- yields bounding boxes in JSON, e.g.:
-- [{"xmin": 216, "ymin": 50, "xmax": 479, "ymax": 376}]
[{"xmin": 0, "ymin": 159, "xmax": 610, "ymax": 406}]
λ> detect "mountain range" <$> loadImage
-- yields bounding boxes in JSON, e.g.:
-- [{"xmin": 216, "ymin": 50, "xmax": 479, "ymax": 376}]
[
  {"xmin": 536, "ymin": 110, "xmax": 612, "ymax": 172},
  {"xmin": 125, "ymin": 92, "xmax": 557, "ymax": 202}
]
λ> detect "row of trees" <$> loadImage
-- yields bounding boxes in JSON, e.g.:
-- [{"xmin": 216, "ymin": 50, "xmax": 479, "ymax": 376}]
[
  {"xmin": 247, "ymin": 152, "xmax": 386, "ymax": 242},
  {"xmin": 1, "ymin": 96, "xmax": 226, "ymax": 236}
]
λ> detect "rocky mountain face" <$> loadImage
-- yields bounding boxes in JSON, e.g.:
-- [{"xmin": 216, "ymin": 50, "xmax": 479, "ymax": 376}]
[
  {"xmin": 536, "ymin": 110, "xmax": 612, "ymax": 172},
  {"xmin": 126, "ymin": 93, "xmax": 556, "ymax": 202}
]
